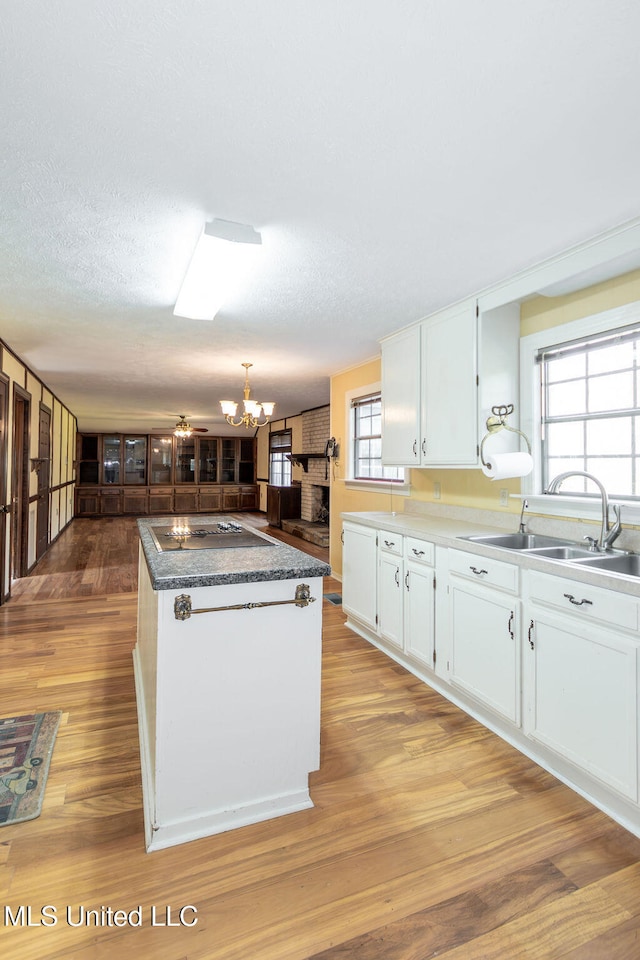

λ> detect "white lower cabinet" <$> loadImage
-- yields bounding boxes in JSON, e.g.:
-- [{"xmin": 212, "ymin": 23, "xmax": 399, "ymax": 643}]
[
  {"xmin": 341, "ymin": 514, "xmax": 640, "ymax": 837},
  {"xmin": 341, "ymin": 520, "xmax": 378, "ymax": 631},
  {"xmin": 524, "ymin": 571, "xmax": 639, "ymax": 802},
  {"xmin": 449, "ymin": 565, "xmax": 521, "ymax": 725},
  {"xmin": 404, "ymin": 558, "xmax": 435, "ymax": 668},
  {"xmin": 378, "ymin": 548, "xmax": 404, "ymax": 649}
]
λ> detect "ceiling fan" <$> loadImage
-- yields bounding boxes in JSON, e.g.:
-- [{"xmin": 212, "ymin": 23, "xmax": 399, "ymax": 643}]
[{"xmin": 151, "ymin": 415, "xmax": 209, "ymax": 438}]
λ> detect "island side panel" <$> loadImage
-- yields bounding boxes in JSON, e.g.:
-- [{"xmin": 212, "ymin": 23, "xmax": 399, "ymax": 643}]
[
  {"xmin": 152, "ymin": 575, "xmax": 324, "ymax": 848},
  {"xmin": 133, "ymin": 545, "xmax": 160, "ymax": 844}
]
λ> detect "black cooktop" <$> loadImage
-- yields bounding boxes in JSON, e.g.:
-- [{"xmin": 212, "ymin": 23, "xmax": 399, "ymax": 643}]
[{"xmin": 149, "ymin": 522, "xmax": 276, "ymax": 552}]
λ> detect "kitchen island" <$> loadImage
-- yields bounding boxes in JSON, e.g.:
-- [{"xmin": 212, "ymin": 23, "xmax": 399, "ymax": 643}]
[{"xmin": 133, "ymin": 516, "xmax": 331, "ymax": 852}]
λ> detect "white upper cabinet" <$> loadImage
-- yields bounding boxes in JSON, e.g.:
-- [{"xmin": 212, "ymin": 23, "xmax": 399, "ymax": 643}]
[
  {"xmin": 380, "ymin": 324, "xmax": 421, "ymax": 465},
  {"xmin": 381, "ymin": 299, "xmax": 520, "ymax": 468},
  {"xmin": 421, "ymin": 302, "xmax": 477, "ymax": 465}
]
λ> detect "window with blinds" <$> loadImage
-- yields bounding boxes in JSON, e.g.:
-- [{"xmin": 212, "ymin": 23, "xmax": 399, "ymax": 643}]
[
  {"xmin": 538, "ymin": 321, "xmax": 640, "ymax": 498},
  {"xmin": 269, "ymin": 429, "xmax": 292, "ymax": 486},
  {"xmin": 352, "ymin": 393, "xmax": 404, "ymax": 481}
]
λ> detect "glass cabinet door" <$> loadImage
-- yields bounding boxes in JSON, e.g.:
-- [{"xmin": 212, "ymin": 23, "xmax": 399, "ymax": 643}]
[
  {"xmin": 103, "ymin": 436, "xmax": 121, "ymax": 484},
  {"xmin": 239, "ymin": 438, "xmax": 255, "ymax": 483},
  {"xmin": 150, "ymin": 438, "xmax": 173, "ymax": 484},
  {"xmin": 221, "ymin": 438, "xmax": 237, "ymax": 482},
  {"xmin": 198, "ymin": 438, "xmax": 218, "ymax": 482},
  {"xmin": 176, "ymin": 437, "xmax": 196, "ymax": 483},
  {"xmin": 124, "ymin": 436, "xmax": 147, "ymax": 484}
]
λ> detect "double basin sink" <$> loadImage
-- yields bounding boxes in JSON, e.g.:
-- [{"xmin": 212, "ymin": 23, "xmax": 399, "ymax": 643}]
[{"xmin": 459, "ymin": 532, "xmax": 640, "ymax": 579}]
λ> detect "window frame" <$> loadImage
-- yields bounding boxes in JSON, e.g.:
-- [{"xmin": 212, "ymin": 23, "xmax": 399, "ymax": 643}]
[
  {"xmin": 268, "ymin": 429, "xmax": 292, "ymax": 486},
  {"xmin": 342, "ymin": 382, "xmax": 410, "ymax": 495},
  {"xmin": 520, "ymin": 298, "xmax": 640, "ymax": 524}
]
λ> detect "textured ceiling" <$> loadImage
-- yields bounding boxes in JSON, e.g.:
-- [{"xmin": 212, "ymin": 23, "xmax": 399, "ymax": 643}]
[{"xmin": 2, "ymin": 1, "xmax": 640, "ymax": 434}]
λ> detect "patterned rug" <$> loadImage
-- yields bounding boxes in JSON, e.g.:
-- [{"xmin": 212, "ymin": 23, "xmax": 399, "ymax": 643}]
[{"xmin": 0, "ymin": 712, "xmax": 62, "ymax": 825}]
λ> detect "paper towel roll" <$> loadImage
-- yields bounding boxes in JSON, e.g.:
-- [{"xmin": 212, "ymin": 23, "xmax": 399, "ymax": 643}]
[{"xmin": 481, "ymin": 451, "xmax": 533, "ymax": 481}]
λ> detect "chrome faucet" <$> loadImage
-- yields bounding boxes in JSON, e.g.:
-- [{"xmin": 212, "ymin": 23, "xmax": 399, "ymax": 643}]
[
  {"xmin": 518, "ymin": 498, "xmax": 528, "ymax": 534},
  {"xmin": 545, "ymin": 471, "xmax": 622, "ymax": 552}
]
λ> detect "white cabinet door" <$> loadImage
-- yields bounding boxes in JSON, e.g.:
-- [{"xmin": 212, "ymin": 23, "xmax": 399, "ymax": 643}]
[
  {"xmin": 421, "ymin": 302, "xmax": 478, "ymax": 465},
  {"xmin": 524, "ymin": 606, "xmax": 638, "ymax": 801},
  {"xmin": 381, "ymin": 324, "xmax": 421, "ymax": 465},
  {"xmin": 342, "ymin": 521, "xmax": 378, "ymax": 630},
  {"xmin": 378, "ymin": 551, "xmax": 403, "ymax": 649},
  {"xmin": 450, "ymin": 578, "xmax": 521, "ymax": 724},
  {"xmin": 404, "ymin": 560, "xmax": 435, "ymax": 668}
]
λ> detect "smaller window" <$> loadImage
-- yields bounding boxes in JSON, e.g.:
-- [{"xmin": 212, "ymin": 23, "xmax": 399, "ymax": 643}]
[
  {"xmin": 352, "ymin": 393, "xmax": 404, "ymax": 482},
  {"xmin": 269, "ymin": 430, "xmax": 292, "ymax": 485}
]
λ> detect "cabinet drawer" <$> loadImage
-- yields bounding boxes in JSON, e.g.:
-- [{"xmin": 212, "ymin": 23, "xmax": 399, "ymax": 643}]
[
  {"xmin": 404, "ymin": 537, "xmax": 435, "ymax": 566},
  {"xmin": 378, "ymin": 530, "xmax": 403, "ymax": 556},
  {"xmin": 448, "ymin": 548, "xmax": 518, "ymax": 594},
  {"xmin": 527, "ymin": 569, "xmax": 639, "ymax": 633}
]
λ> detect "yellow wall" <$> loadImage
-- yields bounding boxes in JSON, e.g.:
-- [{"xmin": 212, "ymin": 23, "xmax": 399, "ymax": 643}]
[
  {"xmin": 329, "ymin": 267, "xmax": 640, "ymax": 577},
  {"xmin": 521, "ymin": 266, "xmax": 640, "ymax": 335}
]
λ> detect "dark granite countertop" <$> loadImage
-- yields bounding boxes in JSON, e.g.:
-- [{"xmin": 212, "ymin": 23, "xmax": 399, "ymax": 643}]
[{"xmin": 137, "ymin": 516, "xmax": 331, "ymax": 590}]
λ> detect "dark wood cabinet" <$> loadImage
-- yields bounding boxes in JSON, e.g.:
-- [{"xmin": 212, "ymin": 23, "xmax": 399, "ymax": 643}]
[
  {"xmin": 266, "ymin": 484, "xmax": 301, "ymax": 528},
  {"xmin": 77, "ymin": 434, "xmax": 254, "ymax": 487},
  {"xmin": 75, "ymin": 433, "xmax": 258, "ymax": 517}
]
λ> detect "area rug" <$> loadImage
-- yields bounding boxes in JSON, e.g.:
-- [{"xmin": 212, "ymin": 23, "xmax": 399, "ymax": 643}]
[{"xmin": 0, "ymin": 712, "xmax": 62, "ymax": 826}]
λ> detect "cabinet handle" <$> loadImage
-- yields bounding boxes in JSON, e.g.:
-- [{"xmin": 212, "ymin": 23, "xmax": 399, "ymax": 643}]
[
  {"xmin": 469, "ymin": 566, "xmax": 488, "ymax": 576},
  {"xmin": 405, "ymin": 572, "xmax": 410, "ymax": 590},
  {"xmin": 528, "ymin": 619, "xmax": 534, "ymax": 650},
  {"xmin": 341, "ymin": 530, "xmax": 344, "ymax": 544},
  {"xmin": 395, "ymin": 567, "xmax": 400, "ymax": 586},
  {"xmin": 563, "ymin": 593, "xmax": 593, "ymax": 607},
  {"xmin": 508, "ymin": 610, "xmax": 514, "ymax": 640},
  {"xmin": 412, "ymin": 548, "xmax": 425, "ymax": 557},
  {"xmin": 384, "ymin": 539, "xmax": 396, "ymax": 548},
  {"xmin": 413, "ymin": 440, "xmax": 417, "ymax": 457},
  {"xmin": 422, "ymin": 439, "xmax": 426, "ymax": 456}
]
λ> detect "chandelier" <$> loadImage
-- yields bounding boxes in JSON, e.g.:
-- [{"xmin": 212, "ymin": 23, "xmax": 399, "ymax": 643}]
[{"xmin": 220, "ymin": 363, "xmax": 275, "ymax": 429}]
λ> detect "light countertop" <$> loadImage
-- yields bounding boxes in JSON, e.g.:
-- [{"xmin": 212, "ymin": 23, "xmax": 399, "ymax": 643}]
[{"xmin": 342, "ymin": 510, "xmax": 640, "ymax": 598}]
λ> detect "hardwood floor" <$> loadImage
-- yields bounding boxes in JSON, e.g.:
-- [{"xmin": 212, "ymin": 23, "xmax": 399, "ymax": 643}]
[{"xmin": 2, "ymin": 514, "xmax": 640, "ymax": 959}]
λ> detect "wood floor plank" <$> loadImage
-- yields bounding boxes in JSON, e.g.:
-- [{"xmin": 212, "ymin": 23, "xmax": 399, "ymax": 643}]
[{"xmin": 0, "ymin": 515, "xmax": 638, "ymax": 959}]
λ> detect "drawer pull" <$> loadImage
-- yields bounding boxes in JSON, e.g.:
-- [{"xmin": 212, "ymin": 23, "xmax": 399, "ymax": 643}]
[
  {"xmin": 384, "ymin": 540, "xmax": 396, "ymax": 549},
  {"xmin": 470, "ymin": 566, "xmax": 488, "ymax": 576},
  {"xmin": 563, "ymin": 593, "xmax": 593, "ymax": 607},
  {"xmin": 412, "ymin": 548, "xmax": 425, "ymax": 556}
]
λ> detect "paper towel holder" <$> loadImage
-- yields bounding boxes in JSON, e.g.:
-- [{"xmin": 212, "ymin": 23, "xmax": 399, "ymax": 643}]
[{"xmin": 480, "ymin": 404, "xmax": 531, "ymax": 468}]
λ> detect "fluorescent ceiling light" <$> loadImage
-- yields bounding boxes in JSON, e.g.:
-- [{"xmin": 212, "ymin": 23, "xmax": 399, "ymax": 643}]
[{"xmin": 173, "ymin": 219, "xmax": 262, "ymax": 321}]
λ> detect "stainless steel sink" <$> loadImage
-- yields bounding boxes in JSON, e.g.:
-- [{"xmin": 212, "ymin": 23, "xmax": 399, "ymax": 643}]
[
  {"xmin": 571, "ymin": 553, "xmax": 640, "ymax": 577},
  {"xmin": 460, "ymin": 533, "xmax": 575, "ymax": 551},
  {"xmin": 459, "ymin": 533, "xmax": 640, "ymax": 579},
  {"xmin": 526, "ymin": 545, "xmax": 596, "ymax": 560}
]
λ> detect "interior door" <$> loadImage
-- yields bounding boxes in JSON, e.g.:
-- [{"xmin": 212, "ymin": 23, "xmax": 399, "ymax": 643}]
[
  {"xmin": 11, "ymin": 388, "xmax": 30, "ymax": 581},
  {"xmin": 36, "ymin": 404, "xmax": 51, "ymax": 560}
]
